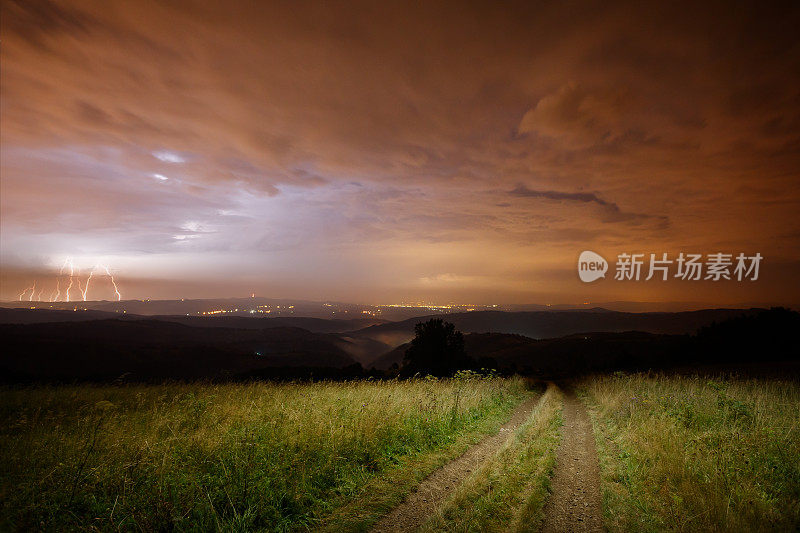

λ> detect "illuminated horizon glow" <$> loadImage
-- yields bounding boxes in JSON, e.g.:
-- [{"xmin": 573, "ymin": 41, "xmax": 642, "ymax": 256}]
[{"xmin": 3, "ymin": 247, "xmax": 798, "ymax": 308}]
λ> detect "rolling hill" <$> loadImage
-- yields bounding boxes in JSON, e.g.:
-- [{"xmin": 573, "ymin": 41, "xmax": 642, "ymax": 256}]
[
  {"xmin": 0, "ymin": 319, "xmax": 360, "ymax": 382},
  {"xmin": 348, "ymin": 308, "xmax": 764, "ymax": 347}
]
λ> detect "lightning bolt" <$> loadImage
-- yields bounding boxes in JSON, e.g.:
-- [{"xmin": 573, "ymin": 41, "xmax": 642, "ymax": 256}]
[
  {"xmin": 81, "ymin": 267, "xmax": 96, "ymax": 301},
  {"xmin": 102, "ymin": 265, "xmax": 122, "ymax": 301},
  {"xmin": 18, "ymin": 281, "xmax": 36, "ymax": 301},
  {"xmin": 65, "ymin": 260, "xmax": 75, "ymax": 302},
  {"xmin": 76, "ymin": 278, "xmax": 85, "ymax": 300},
  {"xmin": 23, "ymin": 257, "xmax": 124, "ymax": 302},
  {"xmin": 54, "ymin": 258, "xmax": 74, "ymax": 302},
  {"xmin": 52, "ymin": 278, "xmax": 61, "ymax": 302}
]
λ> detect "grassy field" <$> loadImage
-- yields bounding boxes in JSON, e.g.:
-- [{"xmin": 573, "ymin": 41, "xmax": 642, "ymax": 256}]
[
  {"xmin": 580, "ymin": 373, "xmax": 800, "ymax": 532},
  {"xmin": 421, "ymin": 383, "xmax": 562, "ymax": 532},
  {"xmin": 0, "ymin": 376, "xmax": 531, "ymax": 531},
  {"xmin": 5, "ymin": 372, "xmax": 798, "ymax": 532}
]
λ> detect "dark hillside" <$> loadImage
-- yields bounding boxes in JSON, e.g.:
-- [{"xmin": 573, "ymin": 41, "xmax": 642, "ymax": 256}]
[{"xmin": 0, "ymin": 320, "xmax": 357, "ymax": 382}]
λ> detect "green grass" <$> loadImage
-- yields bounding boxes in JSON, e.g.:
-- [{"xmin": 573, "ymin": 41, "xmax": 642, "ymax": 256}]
[
  {"xmin": 421, "ymin": 383, "xmax": 562, "ymax": 532},
  {"xmin": 0, "ymin": 376, "xmax": 530, "ymax": 531},
  {"xmin": 579, "ymin": 373, "xmax": 800, "ymax": 532}
]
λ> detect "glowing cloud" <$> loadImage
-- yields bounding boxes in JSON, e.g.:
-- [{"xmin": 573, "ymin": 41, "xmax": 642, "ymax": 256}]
[{"xmin": 152, "ymin": 151, "xmax": 185, "ymax": 163}]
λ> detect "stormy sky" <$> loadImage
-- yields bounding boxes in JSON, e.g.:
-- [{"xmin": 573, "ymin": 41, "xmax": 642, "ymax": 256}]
[{"xmin": 2, "ymin": 0, "xmax": 799, "ymax": 306}]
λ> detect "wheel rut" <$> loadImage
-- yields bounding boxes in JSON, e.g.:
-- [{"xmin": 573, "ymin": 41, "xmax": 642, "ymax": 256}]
[
  {"xmin": 541, "ymin": 387, "xmax": 603, "ymax": 532},
  {"xmin": 370, "ymin": 393, "xmax": 543, "ymax": 533}
]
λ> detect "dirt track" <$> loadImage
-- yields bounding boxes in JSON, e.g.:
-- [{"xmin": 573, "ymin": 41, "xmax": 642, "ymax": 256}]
[
  {"xmin": 371, "ymin": 386, "xmax": 604, "ymax": 532},
  {"xmin": 370, "ymin": 393, "xmax": 543, "ymax": 532},
  {"xmin": 541, "ymin": 388, "xmax": 604, "ymax": 532}
]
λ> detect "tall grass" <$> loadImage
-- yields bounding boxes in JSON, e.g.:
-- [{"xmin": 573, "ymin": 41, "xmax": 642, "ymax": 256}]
[
  {"xmin": 421, "ymin": 384, "xmax": 563, "ymax": 532},
  {"xmin": 0, "ymin": 377, "xmax": 529, "ymax": 531},
  {"xmin": 580, "ymin": 373, "xmax": 800, "ymax": 532}
]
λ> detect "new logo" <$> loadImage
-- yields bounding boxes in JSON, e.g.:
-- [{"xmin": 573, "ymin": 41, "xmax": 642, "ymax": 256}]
[{"xmin": 578, "ymin": 251, "xmax": 608, "ymax": 282}]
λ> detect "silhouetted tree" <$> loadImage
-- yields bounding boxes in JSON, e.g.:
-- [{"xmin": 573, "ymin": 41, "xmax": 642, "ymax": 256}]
[{"xmin": 403, "ymin": 319, "xmax": 470, "ymax": 376}]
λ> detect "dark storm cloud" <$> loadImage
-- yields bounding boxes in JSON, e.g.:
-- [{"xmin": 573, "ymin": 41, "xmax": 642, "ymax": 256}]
[
  {"xmin": 509, "ymin": 185, "xmax": 669, "ymax": 227},
  {"xmin": 2, "ymin": 0, "xmax": 94, "ymax": 49},
  {"xmin": 510, "ymin": 186, "xmax": 617, "ymax": 207}
]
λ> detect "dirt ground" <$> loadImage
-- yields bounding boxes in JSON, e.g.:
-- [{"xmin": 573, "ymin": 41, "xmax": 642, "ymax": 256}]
[
  {"xmin": 371, "ymin": 385, "xmax": 604, "ymax": 532},
  {"xmin": 370, "ymin": 393, "xmax": 543, "ymax": 532},
  {"xmin": 540, "ymin": 388, "xmax": 604, "ymax": 532}
]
